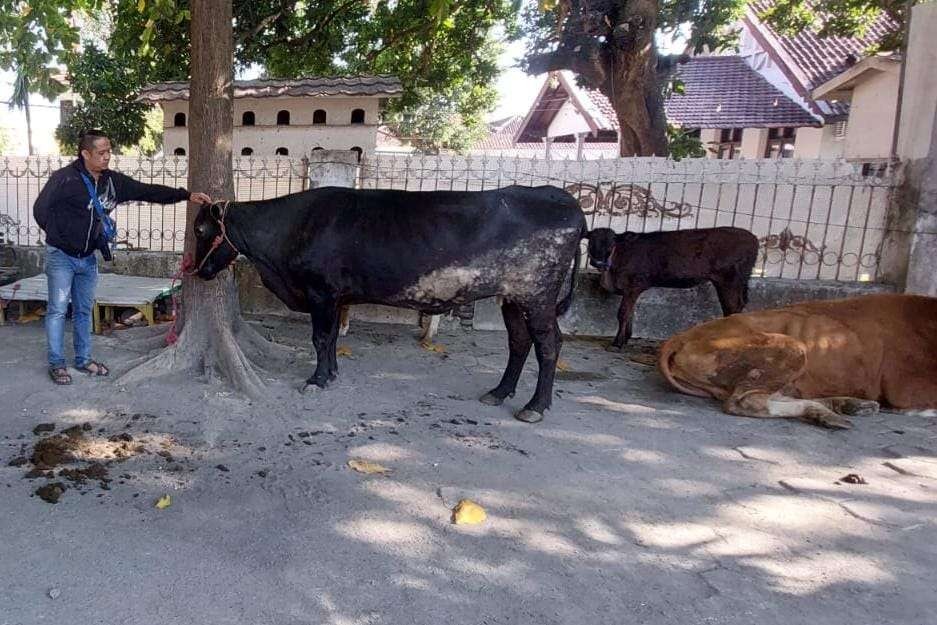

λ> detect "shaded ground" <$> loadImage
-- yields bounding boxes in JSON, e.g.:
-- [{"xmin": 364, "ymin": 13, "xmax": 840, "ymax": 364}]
[{"xmin": 1, "ymin": 316, "xmax": 935, "ymax": 625}]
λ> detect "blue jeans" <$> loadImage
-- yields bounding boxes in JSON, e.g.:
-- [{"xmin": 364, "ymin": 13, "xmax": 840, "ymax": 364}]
[{"xmin": 45, "ymin": 245, "xmax": 97, "ymax": 369}]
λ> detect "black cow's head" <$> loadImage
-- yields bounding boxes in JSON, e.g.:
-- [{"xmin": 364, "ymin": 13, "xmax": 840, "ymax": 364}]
[
  {"xmin": 587, "ymin": 228, "xmax": 617, "ymax": 270},
  {"xmin": 192, "ymin": 201, "xmax": 239, "ymax": 280}
]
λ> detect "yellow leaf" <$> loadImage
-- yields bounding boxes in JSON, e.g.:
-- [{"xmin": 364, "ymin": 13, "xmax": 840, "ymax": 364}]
[
  {"xmin": 452, "ymin": 499, "xmax": 486, "ymax": 525},
  {"xmin": 420, "ymin": 341, "xmax": 446, "ymax": 353},
  {"xmin": 336, "ymin": 345, "xmax": 352, "ymax": 357},
  {"xmin": 556, "ymin": 359, "xmax": 571, "ymax": 371},
  {"xmin": 137, "ymin": 0, "xmax": 146, "ymax": 12},
  {"xmin": 155, "ymin": 494, "xmax": 172, "ymax": 509},
  {"xmin": 347, "ymin": 459, "xmax": 391, "ymax": 476}
]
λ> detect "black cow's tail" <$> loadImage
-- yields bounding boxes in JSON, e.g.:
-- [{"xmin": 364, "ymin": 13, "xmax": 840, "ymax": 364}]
[{"xmin": 556, "ymin": 223, "xmax": 588, "ymax": 317}]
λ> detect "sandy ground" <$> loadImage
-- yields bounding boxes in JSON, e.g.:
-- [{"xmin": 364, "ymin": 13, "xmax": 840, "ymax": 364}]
[{"xmin": 1, "ymin": 315, "xmax": 936, "ymax": 625}]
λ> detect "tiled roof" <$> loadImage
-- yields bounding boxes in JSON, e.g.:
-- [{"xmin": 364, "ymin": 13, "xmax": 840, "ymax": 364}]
[
  {"xmin": 474, "ymin": 116, "xmax": 523, "ymax": 149},
  {"xmin": 663, "ymin": 56, "xmax": 818, "ymax": 128},
  {"xmin": 749, "ymin": 0, "xmax": 897, "ymax": 91},
  {"xmin": 138, "ymin": 75, "xmax": 403, "ymax": 102}
]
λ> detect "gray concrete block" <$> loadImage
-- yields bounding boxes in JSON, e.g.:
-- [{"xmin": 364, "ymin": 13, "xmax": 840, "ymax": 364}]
[{"xmin": 474, "ymin": 273, "xmax": 895, "ymax": 339}]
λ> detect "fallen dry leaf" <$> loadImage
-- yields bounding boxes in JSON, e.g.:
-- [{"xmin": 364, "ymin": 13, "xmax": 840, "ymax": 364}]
[
  {"xmin": 452, "ymin": 499, "xmax": 487, "ymax": 525},
  {"xmin": 155, "ymin": 494, "xmax": 172, "ymax": 509},
  {"xmin": 336, "ymin": 346, "xmax": 353, "ymax": 357},
  {"xmin": 420, "ymin": 341, "xmax": 446, "ymax": 353},
  {"xmin": 347, "ymin": 458, "xmax": 391, "ymax": 476},
  {"xmin": 556, "ymin": 359, "xmax": 571, "ymax": 372}
]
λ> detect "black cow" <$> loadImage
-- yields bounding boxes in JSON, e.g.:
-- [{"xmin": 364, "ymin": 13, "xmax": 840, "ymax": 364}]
[
  {"xmin": 193, "ymin": 185, "xmax": 587, "ymax": 423},
  {"xmin": 587, "ymin": 227, "xmax": 759, "ymax": 350}
]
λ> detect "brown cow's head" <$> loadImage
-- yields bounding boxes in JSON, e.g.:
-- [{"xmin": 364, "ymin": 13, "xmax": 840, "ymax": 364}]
[
  {"xmin": 587, "ymin": 228, "xmax": 617, "ymax": 270},
  {"xmin": 193, "ymin": 201, "xmax": 239, "ymax": 280}
]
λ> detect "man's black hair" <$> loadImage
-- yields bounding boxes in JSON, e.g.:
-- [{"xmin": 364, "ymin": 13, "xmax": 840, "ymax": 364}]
[{"xmin": 78, "ymin": 130, "xmax": 109, "ymax": 156}]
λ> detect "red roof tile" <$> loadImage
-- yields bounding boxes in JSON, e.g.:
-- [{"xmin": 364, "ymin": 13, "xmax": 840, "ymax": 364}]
[
  {"xmin": 663, "ymin": 56, "xmax": 818, "ymax": 128},
  {"xmin": 748, "ymin": 1, "xmax": 898, "ymax": 91}
]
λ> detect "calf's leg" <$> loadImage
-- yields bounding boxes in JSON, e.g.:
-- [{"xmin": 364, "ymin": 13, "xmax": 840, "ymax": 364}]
[
  {"xmin": 608, "ymin": 288, "xmax": 642, "ymax": 351},
  {"xmin": 481, "ymin": 301, "xmax": 532, "ymax": 407},
  {"xmin": 713, "ymin": 275, "xmax": 747, "ymax": 316}
]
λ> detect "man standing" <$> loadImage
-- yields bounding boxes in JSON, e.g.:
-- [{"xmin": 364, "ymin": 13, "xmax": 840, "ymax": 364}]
[{"xmin": 33, "ymin": 130, "xmax": 211, "ymax": 385}]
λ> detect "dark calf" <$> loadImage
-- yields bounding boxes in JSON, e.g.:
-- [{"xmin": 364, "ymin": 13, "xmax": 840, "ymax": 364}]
[{"xmin": 587, "ymin": 227, "xmax": 759, "ymax": 350}]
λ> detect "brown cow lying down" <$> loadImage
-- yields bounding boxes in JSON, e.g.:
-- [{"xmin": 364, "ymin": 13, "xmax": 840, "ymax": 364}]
[
  {"xmin": 587, "ymin": 227, "xmax": 758, "ymax": 351},
  {"xmin": 658, "ymin": 294, "xmax": 937, "ymax": 428}
]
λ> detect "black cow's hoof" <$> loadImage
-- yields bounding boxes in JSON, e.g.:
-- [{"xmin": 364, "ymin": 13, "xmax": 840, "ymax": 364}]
[
  {"xmin": 606, "ymin": 343, "xmax": 625, "ymax": 353},
  {"xmin": 514, "ymin": 409, "xmax": 544, "ymax": 424},
  {"xmin": 479, "ymin": 392, "xmax": 504, "ymax": 406},
  {"xmin": 300, "ymin": 380, "xmax": 327, "ymax": 394}
]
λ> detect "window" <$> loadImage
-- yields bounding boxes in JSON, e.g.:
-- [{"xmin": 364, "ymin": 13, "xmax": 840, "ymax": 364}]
[
  {"xmin": 276, "ymin": 110, "xmax": 290, "ymax": 125},
  {"xmin": 765, "ymin": 127, "xmax": 796, "ymax": 158},
  {"xmin": 173, "ymin": 147, "xmax": 186, "ymax": 156},
  {"xmin": 173, "ymin": 112, "xmax": 186, "ymax": 127},
  {"xmin": 715, "ymin": 128, "xmax": 742, "ymax": 160},
  {"xmin": 275, "ymin": 147, "xmax": 289, "ymax": 156},
  {"xmin": 861, "ymin": 161, "xmax": 888, "ymax": 178},
  {"xmin": 833, "ymin": 120, "xmax": 848, "ymax": 141},
  {"xmin": 350, "ymin": 108, "xmax": 365, "ymax": 124},
  {"xmin": 241, "ymin": 147, "xmax": 253, "ymax": 156},
  {"xmin": 242, "ymin": 111, "xmax": 255, "ymax": 126},
  {"xmin": 350, "ymin": 146, "xmax": 362, "ymax": 162},
  {"xmin": 313, "ymin": 109, "xmax": 327, "ymax": 125}
]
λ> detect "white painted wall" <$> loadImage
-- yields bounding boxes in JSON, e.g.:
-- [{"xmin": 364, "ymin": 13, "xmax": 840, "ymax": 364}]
[
  {"xmin": 161, "ymin": 95, "xmax": 384, "ymax": 157},
  {"xmin": 844, "ymin": 70, "xmax": 900, "ymax": 160},
  {"xmin": 740, "ymin": 128, "xmax": 769, "ymax": 159},
  {"xmin": 794, "ymin": 126, "xmax": 845, "ymax": 159},
  {"xmin": 547, "ymin": 101, "xmax": 592, "ymax": 138}
]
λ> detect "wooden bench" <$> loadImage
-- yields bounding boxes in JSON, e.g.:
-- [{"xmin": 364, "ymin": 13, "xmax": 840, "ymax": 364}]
[{"xmin": 0, "ymin": 273, "xmax": 179, "ymax": 332}]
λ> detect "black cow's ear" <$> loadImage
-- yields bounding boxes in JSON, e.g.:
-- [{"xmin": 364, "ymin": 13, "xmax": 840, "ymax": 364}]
[{"xmin": 209, "ymin": 203, "xmax": 222, "ymax": 221}]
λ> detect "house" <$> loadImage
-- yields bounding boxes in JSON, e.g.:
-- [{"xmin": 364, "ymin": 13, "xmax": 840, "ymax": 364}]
[
  {"xmin": 137, "ymin": 75, "xmax": 403, "ymax": 158},
  {"xmin": 477, "ymin": 1, "xmax": 899, "ymax": 163},
  {"xmin": 473, "ymin": 57, "xmax": 819, "ymax": 159},
  {"xmin": 732, "ymin": 0, "xmax": 898, "ymax": 162}
]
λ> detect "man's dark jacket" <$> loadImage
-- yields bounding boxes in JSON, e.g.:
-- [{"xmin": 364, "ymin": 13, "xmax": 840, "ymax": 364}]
[{"xmin": 33, "ymin": 158, "xmax": 190, "ymax": 258}]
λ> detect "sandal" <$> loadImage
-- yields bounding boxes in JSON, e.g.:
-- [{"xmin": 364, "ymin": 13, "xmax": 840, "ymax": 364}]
[
  {"xmin": 49, "ymin": 367, "xmax": 72, "ymax": 385},
  {"xmin": 76, "ymin": 360, "xmax": 109, "ymax": 376}
]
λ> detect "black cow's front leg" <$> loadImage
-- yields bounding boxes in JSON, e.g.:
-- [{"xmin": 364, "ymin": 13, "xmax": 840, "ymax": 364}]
[
  {"xmin": 481, "ymin": 302, "xmax": 532, "ymax": 407},
  {"xmin": 303, "ymin": 303, "xmax": 339, "ymax": 391},
  {"xmin": 515, "ymin": 309, "xmax": 561, "ymax": 424}
]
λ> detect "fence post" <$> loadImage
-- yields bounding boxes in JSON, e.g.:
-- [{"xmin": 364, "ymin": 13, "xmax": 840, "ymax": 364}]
[
  {"xmin": 306, "ymin": 150, "xmax": 358, "ymax": 189},
  {"xmin": 299, "ymin": 156, "xmax": 310, "ymax": 191},
  {"xmin": 889, "ymin": 2, "xmax": 937, "ymax": 295}
]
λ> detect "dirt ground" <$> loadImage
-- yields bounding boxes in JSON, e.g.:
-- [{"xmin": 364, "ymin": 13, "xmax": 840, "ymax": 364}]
[{"xmin": 1, "ymin": 315, "xmax": 936, "ymax": 625}]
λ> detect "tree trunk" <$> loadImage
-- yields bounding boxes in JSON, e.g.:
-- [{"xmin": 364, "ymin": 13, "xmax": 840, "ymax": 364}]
[
  {"xmin": 120, "ymin": 0, "xmax": 274, "ymax": 396},
  {"xmin": 24, "ymin": 101, "xmax": 33, "ymax": 156},
  {"xmin": 525, "ymin": 0, "xmax": 668, "ymax": 157}
]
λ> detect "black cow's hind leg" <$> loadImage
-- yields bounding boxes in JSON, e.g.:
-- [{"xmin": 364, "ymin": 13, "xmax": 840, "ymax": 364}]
[
  {"xmin": 515, "ymin": 307, "xmax": 561, "ymax": 424},
  {"xmin": 481, "ymin": 301, "xmax": 532, "ymax": 407}
]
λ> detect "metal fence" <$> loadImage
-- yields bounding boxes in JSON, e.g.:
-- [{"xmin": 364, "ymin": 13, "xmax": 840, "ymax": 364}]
[
  {"xmin": 358, "ymin": 154, "xmax": 901, "ymax": 282},
  {"xmin": 0, "ymin": 153, "xmax": 901, "ymax": 282},
  {"xmin": 0, "ymin": 155, "xmax": 309, "ymax": 252}
]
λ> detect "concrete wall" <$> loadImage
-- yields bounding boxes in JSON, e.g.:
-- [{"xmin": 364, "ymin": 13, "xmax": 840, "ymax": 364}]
[
  {"xmin": 897, "ymin": 4, "xmax": 937, "ymax": 161},
  {"xmin": 844, "ymin": 70, "xmax": 900, "ymax": 161},
  {"xmin": 894, "ymin": 3, "xmax": 937, "ymax": 296},
  {"xmin": 474, "ymin": 273, "xmax": 894, "ymax": 340},
  {"xmin": 161, "ymin": 96, "xmax": 383, "ymax": 157}
]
